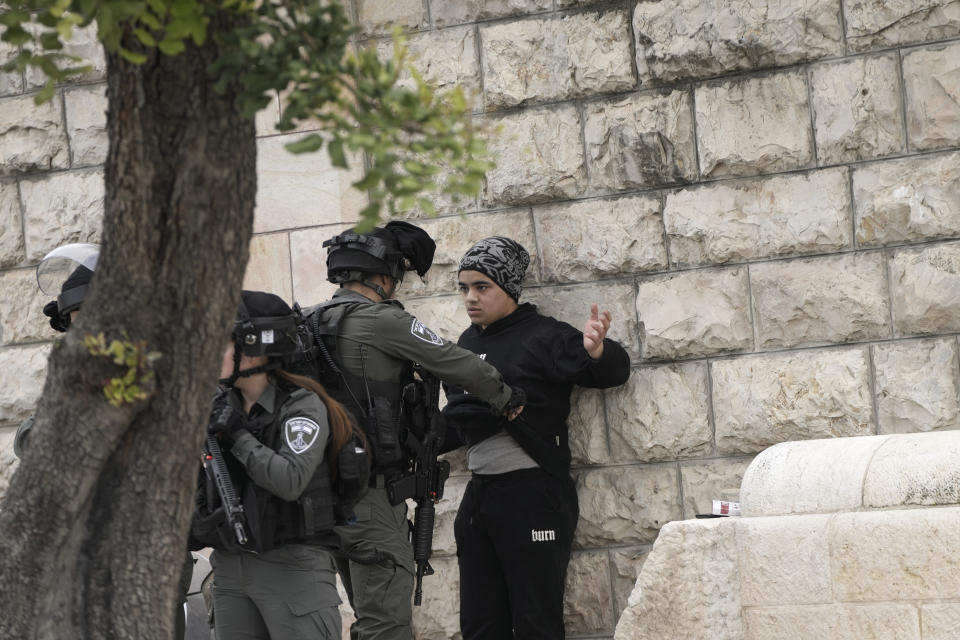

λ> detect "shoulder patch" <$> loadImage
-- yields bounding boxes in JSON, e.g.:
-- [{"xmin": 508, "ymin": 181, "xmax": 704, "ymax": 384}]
[
  {"xmin": 284, "ymin": 416, "xmax": 321, "ymax": 454},
  {"xmin": 410, "ymin": 318, "xmax": 443, "ymax": 346}
]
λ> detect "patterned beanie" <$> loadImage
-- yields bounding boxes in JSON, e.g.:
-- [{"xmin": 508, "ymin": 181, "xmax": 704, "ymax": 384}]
[{"xmin": 458, "ymin": 237, "xmax": 530, "ymax": 301}]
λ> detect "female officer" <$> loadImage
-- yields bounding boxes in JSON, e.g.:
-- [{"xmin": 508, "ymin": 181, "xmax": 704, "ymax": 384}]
[{"xmin": 196, "ymin": 290, "xmax": 359, "ymax": 640}]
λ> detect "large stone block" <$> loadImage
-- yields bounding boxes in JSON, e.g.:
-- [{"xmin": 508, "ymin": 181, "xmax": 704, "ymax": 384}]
[
  {"xmin": 613, "ymin": 519, "xmax": 742, "ymax": 640},
  {"xmin": 289, "ymin": 225, "xmax": 342, "ymax": 307},
  {"xmin": 583, "ymin": 89, "xmax": 697, "ymax": 193},
  {"xmin": 400, "ymin": 295, "xmax": 470, "ymax": 348},
  {"xmin": 810, "ymin": 53, "xmax": 905, "ymax": 164},
  {"xmin": 0, "ymin": 344, "xmax": 50, "ymax": 423},
  {"xmin": 633, "ymin": 0, "xmax": 842, "ymax": 84},
  {"xmin": 20, "ymin": 169, "xmax": 103, "ymax": 261},
  {"xmin": 831, "ymin": 507, "xmax": 960, "ymax": 601},
  {"xmin": 890, "ymin": 241, "xmax": 960, "ymax": 336},
  {"xmin": 0, "ymin": 180, "xmax": 24, "ymax": 268},
  {"xmin": 737, "ymin": 514, "xmax": 832, "ymax": 607},
  {"xmin": 922, "ymin": 603, "xmax": 960, "ymax": 640},
  {"xmin": 525, "ymin": 281, "xmax": 639, "ymax": 358},
  {"xmin": 750, "ymin": 252, "xmax": 891, "ymax": 349},
  {"xmin": 254, "ymin": 134, "xmax": 365, "ymax": 234},
  {"xmin": 854, "ymin": 152, "xmax": 960, "ymax": 247},
  {"xmin": 568, "ymin": 387, "xmax": 610, "ymax": 466},
  {"xmin": 376, "ymin": 26, "xmax": 480, "ymax": 100},
  {"xmin": 0, "ymin": 39, "xmax": 22, "ymax": 96},
  {"xmin": 483, "ymin": 105, "xmax": 586, "ymax": 206},
  {"xmin": 564, "ymin": 551, "xmax": 614, "ymax": 634},
  {"xmin": 430, "ymin": 0, "xmax": 550, "ymax": 27},
  {"xmin": 636, "ymin": 267, "xmax": 752, "ymax": 360},
  {"xmin": 575, "ymin": 465, "xmax": 682, "ymax": 547},
  {"xmin": 481, "ymin": 11, "xmax": 635, "ymax": 110},
  {"xmin": 410, "ymin": 556, "xmax": 461, "ymax": 640},
  {"xmin": 355, "ymin": 0, "xmax": 427, "ymax": 37},
  {"xmin": 25, "ymin": 24, "xmax": 106, "ymax": 87},
  {"xmin": 863, "ymin": 431, "xmax": 960, "ymax": 508},
  {"xmin": 696, "ymin": 71, "xmax": 813, "ymax": 178},
  {"xmin": 533, "ymin": 195, "xmax": 667, "ymax": 283},
  {"xmin": 874, "ymin": 339, "xmax": 960, "ymax": 434},
  {"xmin": 743, "ymin": 603, "xmax": 920, "ymax": 640},
  {"xmin": 845, "ymin": 0, "xmax": 960, "ymax": 52},
  {"xmin": 665, "ymin": 168, "xmax": 851, "ymax": 267},
  {"xmin": 739, "ymin": 435, "xmax": 885, "ymax": 516},
  {"xmin": 611, "ymin": 547, "xmax": 650, "ymax": 620},
  {"xmin": 679, "ymin": 458, "xmax": 753, "ymax": 519},
  {"xmin": 904, "ymin": 42, "xmax": 960, "ymax": 151},
  {"xmin": 64, "ymin": 84, "xmax": 108, "ymax": 167},
  {"xmin": 711, "ymin": 348, "xmax": 875, "ymax": 455},
  {"xmin": 0, "ymin": 427, "xmax": 17, "ymax": 501},
  {"xmin": 243, "ymin": 233, "xmax": 292, "ymax": 303},
  {"xmin": 0, "ymin": 268, "xmax": 57, "ymax": 345},
  {"xmin": 432, "ymin": 475, "xmax": 467, "ymax": 556},
  {"xmin": 401, "ymin": 209, "xmax": 537, "ymax": 297},
  {"xmin": 0, "ymin": 93, "xmax": 69, "ymax": 175},
  {"xmin": 606, "ymin": 363, "xmax": 712, "ymax": 463}
]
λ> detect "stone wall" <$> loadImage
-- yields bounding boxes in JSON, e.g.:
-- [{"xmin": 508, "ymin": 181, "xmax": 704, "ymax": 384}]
[{"xmin": 2, "ymin": 1, "xmax": 960, "ymax": 637}]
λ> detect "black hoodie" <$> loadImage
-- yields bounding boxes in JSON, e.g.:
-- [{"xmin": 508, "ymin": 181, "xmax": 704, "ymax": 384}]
[{"xmin": 445, "ymin": 303, "xmax": 630, "ymax": 475}]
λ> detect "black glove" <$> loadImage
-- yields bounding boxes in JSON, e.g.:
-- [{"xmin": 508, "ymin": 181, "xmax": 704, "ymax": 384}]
[
  {"xmin": 502, "ymin": 385, "xmax": 526, "ymax": 413},
  {"xmin": 43, "ymin": 300, "xmax": 69, "ymax": 332},
  {"xmin": 207, "ymin": 396, "xmax": 247, "ymax": 447}
]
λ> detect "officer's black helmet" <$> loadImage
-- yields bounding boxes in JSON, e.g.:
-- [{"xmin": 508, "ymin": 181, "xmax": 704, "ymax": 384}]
[
  {"xmin": 233, "ymin": 291, "xmax": 301, "ymax": 359},
  {"xmin": 36, "ymin": 243, "xmax": 99, "ymax": 332},
  {"xmin": 323, "ymin": 221, "xmax": 436, "ymax": 284}
]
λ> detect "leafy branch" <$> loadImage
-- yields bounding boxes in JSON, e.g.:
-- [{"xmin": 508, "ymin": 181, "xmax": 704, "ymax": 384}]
[
  {"xmin": 84, "ymin": 332, "xmax": 162, "ymax": 406},
  {"xmin": 1, "ymin": 0, "xmax": 495, "ymax": 227}
]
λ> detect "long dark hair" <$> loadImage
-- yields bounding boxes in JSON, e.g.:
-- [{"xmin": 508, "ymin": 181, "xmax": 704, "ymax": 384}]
[{"xmin": 275, "ymin": 369, "xmax": 367, "ymax": 477}]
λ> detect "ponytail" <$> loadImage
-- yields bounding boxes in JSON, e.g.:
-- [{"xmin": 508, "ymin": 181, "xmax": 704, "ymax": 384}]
[{"xmin": 275, "ymin": 369, "xmax": 367, "ymax": 477}]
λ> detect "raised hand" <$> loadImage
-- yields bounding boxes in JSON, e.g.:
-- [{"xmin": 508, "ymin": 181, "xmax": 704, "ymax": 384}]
[{"xmin": 583, "ymin": 304, "xmax": 612, "ymax": 359}]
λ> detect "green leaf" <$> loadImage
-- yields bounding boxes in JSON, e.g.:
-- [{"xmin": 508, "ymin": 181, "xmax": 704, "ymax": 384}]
[
  {"xmin": 327, "ymin": 137, "xmax": 347, "ymax": 168},
  {"xmin": 157, "ymin": 37, "xmax": 186, "ymax": 56},
  {"xmin": 133, "ymin": 28, "xmax": 157, "ymax": 47},
  {"xmin": 284, "ymin": 134, "xmax": 324, "ymax": 154},
  {"xmin": 119, "ymin": 48, "xmax": 148, "ymax": 64},
  {"xmin": 353, "ymin": 169, "xmax": 383, "ymax": 192},
  {"xmin": 33, "ymin": 80, "xmax": 56, "ymax": 105}
]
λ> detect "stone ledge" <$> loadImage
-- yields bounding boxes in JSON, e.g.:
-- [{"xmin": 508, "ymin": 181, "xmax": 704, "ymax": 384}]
[{"xmin": 740, "ymin": 431, "xmax": 960, "ymax": 517}]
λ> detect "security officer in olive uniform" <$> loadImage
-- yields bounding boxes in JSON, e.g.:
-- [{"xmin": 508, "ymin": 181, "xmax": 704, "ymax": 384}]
[
  {"xmin": 304, "ymin": 221, "xmax": 524, "ymax": 640},
  {"xmin": 194, "ymin": 291, "xmax": 358, "ymax": 639}
]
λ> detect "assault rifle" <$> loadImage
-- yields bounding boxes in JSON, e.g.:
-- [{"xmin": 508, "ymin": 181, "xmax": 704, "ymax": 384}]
[
  {"xmin": 386, "ymin": 366, "xmax": 450, "ymax": 606},
  {"xmin": 203, "ymin": 432, "xmax": 248, "ymax": 547}
]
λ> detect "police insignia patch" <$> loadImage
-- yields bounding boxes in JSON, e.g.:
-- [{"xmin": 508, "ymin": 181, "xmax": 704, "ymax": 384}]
[
  {"xmin": 410, "ymin": 318, "xmax": 443, "ymax": 345},
  {"xmin": 284, "ymin": 417, "xmax": 320, "ymax": 454}
]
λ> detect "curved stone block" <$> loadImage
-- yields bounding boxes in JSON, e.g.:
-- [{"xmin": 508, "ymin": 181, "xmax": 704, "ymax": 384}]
[
  {"xmin": 739, "ymin": 435, "xmax": 886, "ymax": 516},
  {"xmin": 863, "ymin": 431, "xmax": 960, "ymax": 508}
]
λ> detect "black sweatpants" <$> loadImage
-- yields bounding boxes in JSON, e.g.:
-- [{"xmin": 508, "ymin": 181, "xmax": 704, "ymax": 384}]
[{"xmin": 454, "ymin": 468, "xmax": 579, "ymax": 639}]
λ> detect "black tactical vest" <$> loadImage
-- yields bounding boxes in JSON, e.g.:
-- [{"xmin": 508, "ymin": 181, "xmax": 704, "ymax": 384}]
[
  {"xmin": 240, "ymin": 388, "xmax": 337, "ymax": 552},
  {"xmin": 307, "ymin": 299, "xmax": 413, "ymax": 473}
]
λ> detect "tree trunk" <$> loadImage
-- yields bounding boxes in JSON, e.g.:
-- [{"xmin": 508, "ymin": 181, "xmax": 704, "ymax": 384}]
[{"xmin": 0, "ymin": 14, "xmax": 257, "ymax": 639}]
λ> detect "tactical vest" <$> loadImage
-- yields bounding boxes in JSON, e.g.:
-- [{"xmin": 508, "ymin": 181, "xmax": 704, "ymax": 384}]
[
  {"xmin": 307, "ymin": 299, "xmax": 413, "ymax": 473},
  {"xmin": 239, "ymin": 388, "xmax": 337, "ymax": 552}
]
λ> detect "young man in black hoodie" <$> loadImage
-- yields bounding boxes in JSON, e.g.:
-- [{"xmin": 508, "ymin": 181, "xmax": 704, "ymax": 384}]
[{"xmin": 443, "ymin": 237, "xmax": 631, "ymax": 639}]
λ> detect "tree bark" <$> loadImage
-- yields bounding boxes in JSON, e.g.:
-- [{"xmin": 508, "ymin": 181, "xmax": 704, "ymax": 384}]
[{"xmin": 0, "ymin": 13, "xmax": 257, "ymax": 639}]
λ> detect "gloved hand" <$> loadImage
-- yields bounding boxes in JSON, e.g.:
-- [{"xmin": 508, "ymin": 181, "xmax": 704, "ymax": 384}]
[
  {"xmin": 501, "ymin": 385, "xmax": 525, "ymax": 421},
  {"xmin": 208, "ymin": 395, "xmax": 248, "ymax": 447},
  {"xmin": 43, "ymin": 300, "xmax": 68, "ymax": 332}
]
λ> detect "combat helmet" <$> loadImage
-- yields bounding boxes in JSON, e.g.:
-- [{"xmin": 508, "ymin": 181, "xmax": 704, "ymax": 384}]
[
  {"xmin": 220, "ymin": 291, "xmax": 304, "ymax": 387},
  {"xmin": 323, "ymin": 221, "xmax": 435, "ymax": 298}
]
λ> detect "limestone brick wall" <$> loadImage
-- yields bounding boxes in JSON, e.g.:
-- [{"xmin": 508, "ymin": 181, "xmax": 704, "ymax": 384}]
[{"xmin": 2, "ymin": 1, "xmax": 960, "ymax": 637}]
